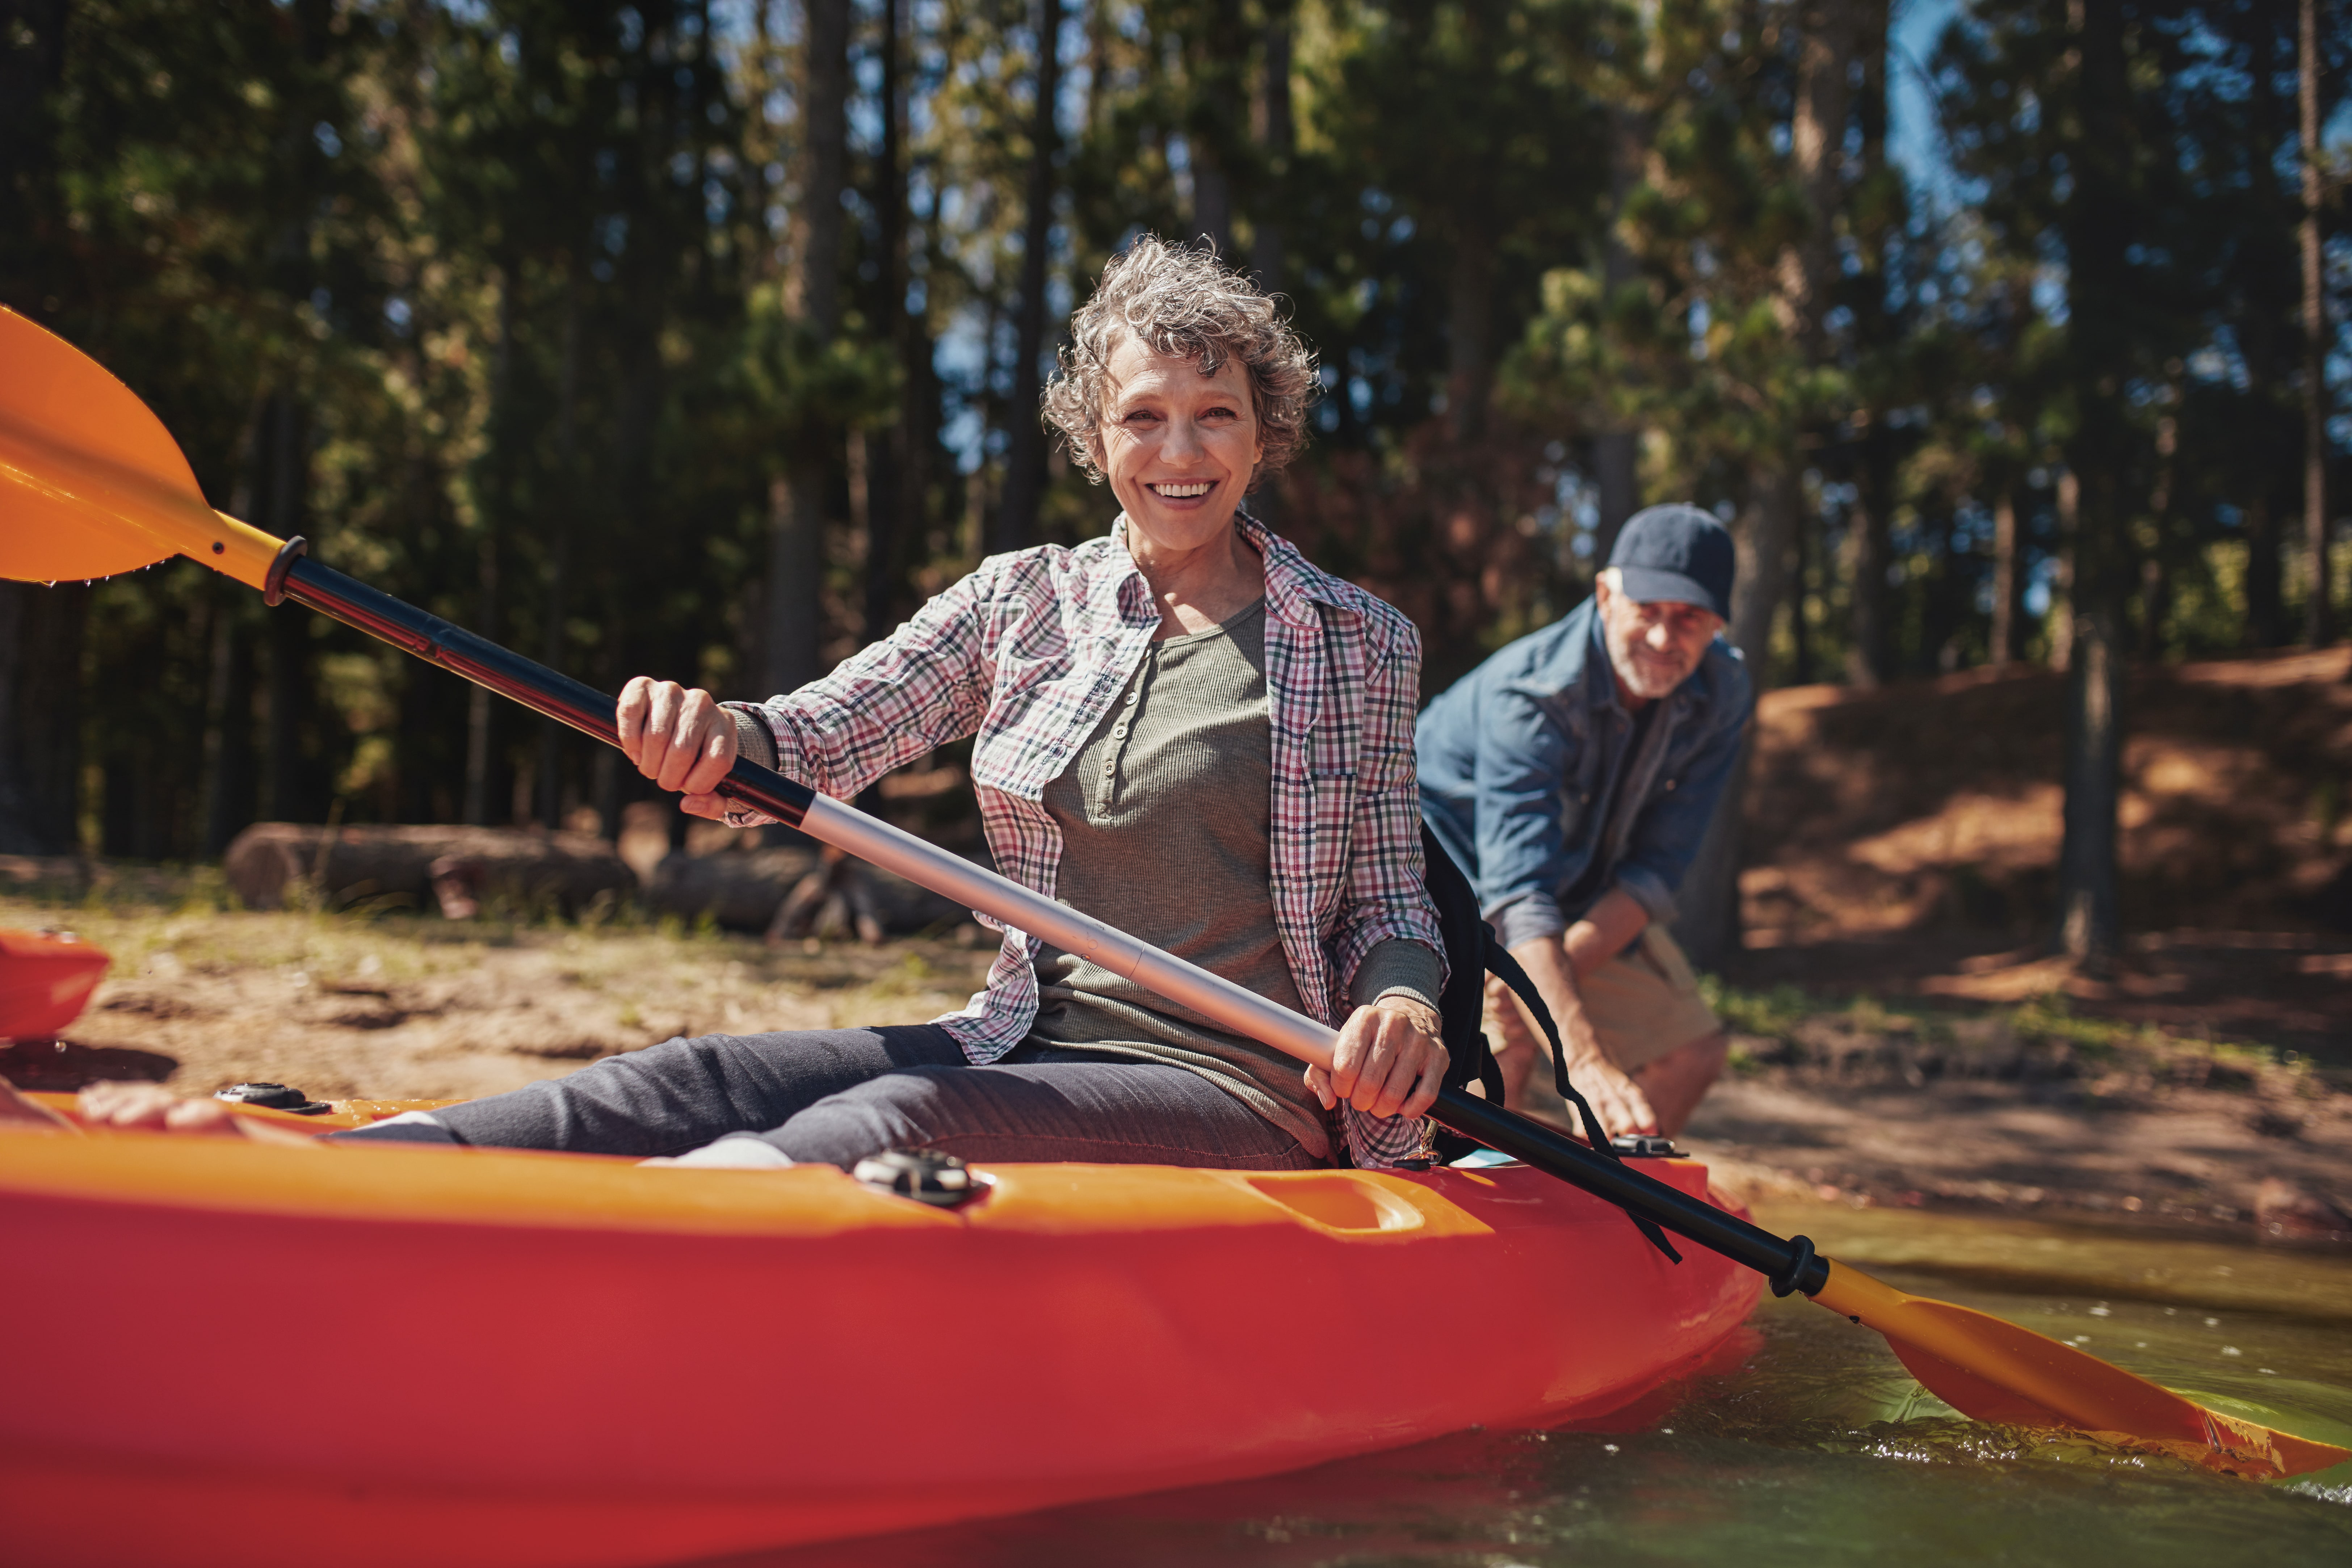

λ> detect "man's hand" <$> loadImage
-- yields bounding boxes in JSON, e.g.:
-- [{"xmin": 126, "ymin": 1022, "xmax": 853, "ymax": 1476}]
[
  {"xmin": 1484, "ymin": 971, "xmax": 1660, "ymax": 1138},
  {"xmin": 1307, "ymin": 998, "xmax": 1448, "ymax": 1121},
  {"xmin": 1561, "ymin": 1052, "xmax": 1659, "ymax": 1141},
  {"xmin": 617, "ymin": 677, "xmax": 739, "ymax": 819}
]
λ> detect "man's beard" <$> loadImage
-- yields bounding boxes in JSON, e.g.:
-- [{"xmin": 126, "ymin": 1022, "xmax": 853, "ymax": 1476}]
[{"xmin": 1609, "ymin": 636, "xmax": 1697, "ymax": 701}]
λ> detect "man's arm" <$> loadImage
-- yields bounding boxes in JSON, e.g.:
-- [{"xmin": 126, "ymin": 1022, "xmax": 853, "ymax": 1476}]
[
  {"xmin": 1504, "ymin": 922, "xmax": 1660, "ymax": 1139},
  {"xmin": 1564, "ymin": 886, "xmax": 1649, "ymax": 977}
]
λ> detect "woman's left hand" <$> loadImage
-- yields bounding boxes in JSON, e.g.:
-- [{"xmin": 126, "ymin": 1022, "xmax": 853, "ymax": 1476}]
[{"xmin": 1307, "ymin": 999, "xmax": 1448, "ymax": 1121}]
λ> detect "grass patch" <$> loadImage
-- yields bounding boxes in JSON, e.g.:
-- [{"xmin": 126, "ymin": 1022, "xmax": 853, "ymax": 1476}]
[{"xmin": 1698, "ymin": 974, "xmax": 2301, "ymax": 1087}]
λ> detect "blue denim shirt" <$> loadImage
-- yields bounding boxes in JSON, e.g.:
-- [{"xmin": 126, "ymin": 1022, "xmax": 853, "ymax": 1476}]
[{"xmin": 1416, "ymin": 597, "xmax": 1752, "ymax": 949}]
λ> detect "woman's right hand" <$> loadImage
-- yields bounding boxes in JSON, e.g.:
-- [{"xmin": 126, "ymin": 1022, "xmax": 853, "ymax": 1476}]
[{"xmin": 617, "ymin": 677, "xmax": 739, "ymax": 819}]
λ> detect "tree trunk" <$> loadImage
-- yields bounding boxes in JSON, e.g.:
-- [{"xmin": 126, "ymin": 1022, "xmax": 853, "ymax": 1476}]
[
  {"xmin": 256, "ymin": 393, "xmax": 322, "ymax": 823},
  {"xmin": 0, "ymin": 3, "xmax": 75, "ymax": 851},
  {"xmin": 464, "ymin": 274, "xmax": 518, "ymax": 825},
  {"xmin": 1676, "ymin": 0, "xmax": 1866, "ymax": 967},
  {"xmin": 1845, "ymin": 415, "xmax": 1895, "ymax": 685},
  {"xmin": 1774, "ymin": 0, "xmax": 1863, "ymax": 356},
  {"xmin": 1445, "ymin": 220, "xmax": 1496, "ymax": 444},
  {"xmin": 198, "ymin": 592, "xmax": 258, "ymax": 856},
  {"xmin": 1185, "ymin": 0, "xmax": 1246, "ymax": 258},
  {"xmin": 1589, "ymin": 104, "xmax": 1648, "ymax": 568},
  {"xmin": 761, "ymin": 0, "xmax": 850, "ymax": 693},
  {"xmin": 2246, "ymin": 494, "xmax": 2286, "ymax": 648},
  {"xmin": 2300, "ymin": 0, "xmax": 2331, "ymax": 648},
  {"xmin": 864, "ymin": 0, "xmax": 912, "ymax": 643},
  {"xmin": 1990, "ymin": 489, "xmax": 2023, "ymax": 662},
  {"xmin": 1591, "ymin": 433, "xmax": 1639, "ymax": 570},
  {"xmin": 2241, "ymin": 9, "xmax": 2293, "ymax": 651},
  {"xmin": 1189, "ymin": 150, "xmax": 1233, "ymax": 260},
  {"xmin": 994, "ymin": 0, "xmax": 1064, "ymax": 554},
  {"xmin": 537, "ymin": 287, "xmax": 581, "ymax": 829},
  {"xmin": 2055, "ymin": 0, "xmax": 2131, "ymax": 972},
  {"xmin": 0, "ymin": 0, "xmax": 66, "ymax": 316},
  {"xmin": 2138, "ymin": 411, "xmax": 2177, "ymax": 663},
  {"xmin": 1251, "ymin": 2, "xmax": 1293, "ymax": 294},
  {"xmin": 0, "ymin": 581, "xmax": 86, "ymax": 856},
  {"xmin": 2058, "ymin": 596, "xmax": 2125, "ymax": 968},
  {"xmin": 1791, "ymin": 505, "xmax": 1814, "ymax": 685}
]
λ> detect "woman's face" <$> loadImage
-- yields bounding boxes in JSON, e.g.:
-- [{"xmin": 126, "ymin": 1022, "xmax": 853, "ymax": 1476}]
[{"xmin": 1096, "ymin": 332, "xmax": 1264, "ymax": 559}]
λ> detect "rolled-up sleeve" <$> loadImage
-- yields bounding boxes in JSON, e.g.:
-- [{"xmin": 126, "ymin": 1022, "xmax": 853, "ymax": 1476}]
[
  {"xmin": 1474, "ymin": 686, "xmax": 1575, "ymax": 950},
  {"xmin": 724, "ymin": 564, "xmax": 998, "ymax": 807},
  {"xmin": 1327, "ymin": 622, "xmax": 1447, "ymax": 1000}
]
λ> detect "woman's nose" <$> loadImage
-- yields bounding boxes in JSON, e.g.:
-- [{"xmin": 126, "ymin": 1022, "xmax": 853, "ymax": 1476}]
[{"xmin": 1162, "ymin": 415, "xmax": 1205, "ymax": 462}]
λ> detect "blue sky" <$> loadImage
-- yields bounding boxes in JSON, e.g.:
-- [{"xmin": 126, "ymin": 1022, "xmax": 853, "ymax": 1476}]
[{"xmin": 1890, "ymin": 0, "xmax": 1961, "ymax": 206}]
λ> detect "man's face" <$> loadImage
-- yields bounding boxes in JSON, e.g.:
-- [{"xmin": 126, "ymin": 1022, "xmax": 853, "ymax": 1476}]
[{"xmin": 1595, "ymin": 572, "xmax": 1724, "ymax": 703}]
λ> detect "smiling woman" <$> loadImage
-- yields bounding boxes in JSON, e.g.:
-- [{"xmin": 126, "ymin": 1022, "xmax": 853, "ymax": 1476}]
[{"xmin": 200, "ymin": 235, "xmax": 1460, "ymax": 1180}]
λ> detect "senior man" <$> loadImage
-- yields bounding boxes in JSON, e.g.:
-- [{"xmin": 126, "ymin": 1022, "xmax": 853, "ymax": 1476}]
[{"xmin": 1417, "ymin": 504, "xmax": 1752, "ymax": 1139}]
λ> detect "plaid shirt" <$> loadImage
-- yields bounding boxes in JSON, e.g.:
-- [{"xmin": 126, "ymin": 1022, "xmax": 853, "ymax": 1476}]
[{"xmin": 731, "ymin": 513, "xmax": 1445, "ymax": 1167}]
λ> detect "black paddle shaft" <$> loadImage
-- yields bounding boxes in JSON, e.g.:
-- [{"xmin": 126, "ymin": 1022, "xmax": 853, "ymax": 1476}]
[
  {"xmin": 274, "ymin": 548, "xmax": 822, "ymax": 827},
  {"xmin": 272, "ymin": 545, "xmax": 1833, "ymax": 1299},
  {"xmin": 1431, "ymin": 1088, "xmax": 1828, "ymax": 1294}
]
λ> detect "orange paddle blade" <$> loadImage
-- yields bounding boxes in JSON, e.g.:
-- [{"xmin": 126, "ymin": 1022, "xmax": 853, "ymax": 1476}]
[
  {"xmin": 0, "ymin": 306, "xmax": 285, "ymax": 589},
  {"xmin": 1813, "ymin": 1261, "xmax": 2348, "ymax": 1478}
]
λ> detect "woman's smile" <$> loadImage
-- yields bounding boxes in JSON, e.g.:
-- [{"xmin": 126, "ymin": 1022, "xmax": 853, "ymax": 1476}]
[{"xmin": 1097, "ymin": 333, "xmax": 1265, "ymax": 557}]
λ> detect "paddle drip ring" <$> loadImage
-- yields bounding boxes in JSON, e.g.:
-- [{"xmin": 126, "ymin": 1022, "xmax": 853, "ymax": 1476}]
[
  {"xmin": 1770, "ymin": 1234, "xmax": 1817, "ymax": 1298},
  {"xmin": 262, "ymin": 535, "xmax": 309, "ymax": 606}
]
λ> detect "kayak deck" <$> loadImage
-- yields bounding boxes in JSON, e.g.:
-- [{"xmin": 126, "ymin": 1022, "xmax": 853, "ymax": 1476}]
[{"xmin": 0, "ymin": 1126, "xmax": 1761, "ymax": 1568}]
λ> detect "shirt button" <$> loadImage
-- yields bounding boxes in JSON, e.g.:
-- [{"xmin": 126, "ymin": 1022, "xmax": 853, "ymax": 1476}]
[
  {"xmin": 1124, "ymin": 689, "xmax": 1140, "ymax": 705},
  {"xmin": 1111, "ymin": 724, "xmax": 1128, "ymax": 739}
]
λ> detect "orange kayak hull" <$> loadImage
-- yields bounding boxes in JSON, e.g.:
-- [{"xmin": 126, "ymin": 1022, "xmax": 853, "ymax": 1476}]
[
  {"xmin": 0, "ymin": 1129, "xmax": 1761, "ymax": 1568},
  {"xmin": 0, "ymin": 929, "xmax": 109, "ymax": 1039}
]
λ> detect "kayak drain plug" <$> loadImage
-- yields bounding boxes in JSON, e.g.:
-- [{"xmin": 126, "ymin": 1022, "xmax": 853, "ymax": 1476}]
[
  {"xmin": 213, "ymin": 1083, "xmax": 332, "ymax": 1115},
  {"xmin": 853, "ymin": 1149, "xmax": 982, "ymax": 1208}
]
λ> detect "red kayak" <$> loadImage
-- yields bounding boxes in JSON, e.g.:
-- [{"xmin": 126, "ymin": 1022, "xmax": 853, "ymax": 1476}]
[
  {"xmin": 0, "ymin": 929, "xmax": 109, "ymax": 1039},
  {"xmin": 0, "ymin": 1114, "xmax": 1761, "ymax": 1568}
]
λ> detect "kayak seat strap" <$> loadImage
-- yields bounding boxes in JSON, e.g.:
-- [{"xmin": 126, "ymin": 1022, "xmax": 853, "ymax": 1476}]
[
  {"xmin": 1484, "ymin": 937, "xmax": 1682, "ymax": 1266},
  {"xmin": 1418, "ymin": 824, "xmax": 1680, "ymax": 1266}
]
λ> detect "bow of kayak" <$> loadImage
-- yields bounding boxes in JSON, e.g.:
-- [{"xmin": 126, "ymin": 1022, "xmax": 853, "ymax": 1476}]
[
  {"xmin": 0, "ymin": 929, "xmax": 109, "ymax": 1041},
  {"xmin": 0, "ymin": 1126, "xmax": 1760, "ymax": 1568}
]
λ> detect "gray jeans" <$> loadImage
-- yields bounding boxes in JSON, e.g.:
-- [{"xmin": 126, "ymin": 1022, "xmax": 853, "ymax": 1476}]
[{"xmin": 328, "ymin": 1024, "xmax": 1319, "ymax": 1170}]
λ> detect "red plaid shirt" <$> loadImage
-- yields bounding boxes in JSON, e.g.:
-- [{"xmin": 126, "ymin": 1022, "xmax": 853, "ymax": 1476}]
[{"xmin": 731, "ymin": 513, "xmax": 1446, "ymax": 1167}]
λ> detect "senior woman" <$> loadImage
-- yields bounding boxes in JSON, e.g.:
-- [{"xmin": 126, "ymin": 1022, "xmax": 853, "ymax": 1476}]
[{"xmin": 83, "ymin": 238, "xmax": 1450, "ymax": 1172}]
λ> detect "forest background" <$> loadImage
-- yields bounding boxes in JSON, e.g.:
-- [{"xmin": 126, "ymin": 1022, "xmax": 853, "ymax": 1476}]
[{"xmin": 0, "ymin": 0, "xmax": 2346, "ymax": 973}]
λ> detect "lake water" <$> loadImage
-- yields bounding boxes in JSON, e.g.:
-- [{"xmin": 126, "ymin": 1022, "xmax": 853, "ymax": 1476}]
[{"xmin": 737, "ymin": 1204, "xmax": 2352, "ymax": 1568}]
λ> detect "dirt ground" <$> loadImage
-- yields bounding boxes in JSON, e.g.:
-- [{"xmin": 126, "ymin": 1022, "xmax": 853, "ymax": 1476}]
[
  {"xmin": 1732, "ymin": 646, "xmax": 2352, "ymax": 1065},
  {"xmin": 4, "ymin": 893, "xmax": 2345, "ymax": 1254},
  {"xmin": 0, "ymin": 901, "xmax": 999, "ymax": 1105}
]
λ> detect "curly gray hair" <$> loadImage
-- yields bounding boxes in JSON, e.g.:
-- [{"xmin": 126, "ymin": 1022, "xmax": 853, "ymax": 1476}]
[{"xmin": 1042, "ymin": 235, "xmax": 1319, "ymax": 488}]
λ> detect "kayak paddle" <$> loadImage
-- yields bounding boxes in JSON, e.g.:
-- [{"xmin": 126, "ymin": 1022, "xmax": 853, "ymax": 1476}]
[{"xmin": 2, "ymin": 303, "xmax": 2341, "ymax": 1481}]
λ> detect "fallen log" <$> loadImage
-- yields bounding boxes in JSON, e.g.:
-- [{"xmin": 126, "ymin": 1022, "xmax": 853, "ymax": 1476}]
[
  {"xmin": 223, "ymin": 824, "xmax": 635, "ymax": 916},
  {"xmin": 647, "ymin": 843, "xmax": 991, "ymax": 938},
  {"xmin": 647, "ymin": 846, "xmax": 821, "ymax": 930}
]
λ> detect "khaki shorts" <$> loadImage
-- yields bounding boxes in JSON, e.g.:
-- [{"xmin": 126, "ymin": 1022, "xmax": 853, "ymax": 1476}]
[{"xmin": 1486, "ymin": 925, "xmax": 1721, "ymax": 1075}]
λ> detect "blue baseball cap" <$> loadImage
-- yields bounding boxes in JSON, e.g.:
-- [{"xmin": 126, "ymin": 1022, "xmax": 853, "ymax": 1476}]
[{"xmin": 1607, "ymin": 504, "xmax": 1734, "ymax": 621}]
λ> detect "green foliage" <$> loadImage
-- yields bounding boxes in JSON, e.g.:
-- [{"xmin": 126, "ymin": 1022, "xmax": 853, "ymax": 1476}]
[{"xmin": 4, "ymin": 0, "xmax": 2347, "ymax": 861}]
